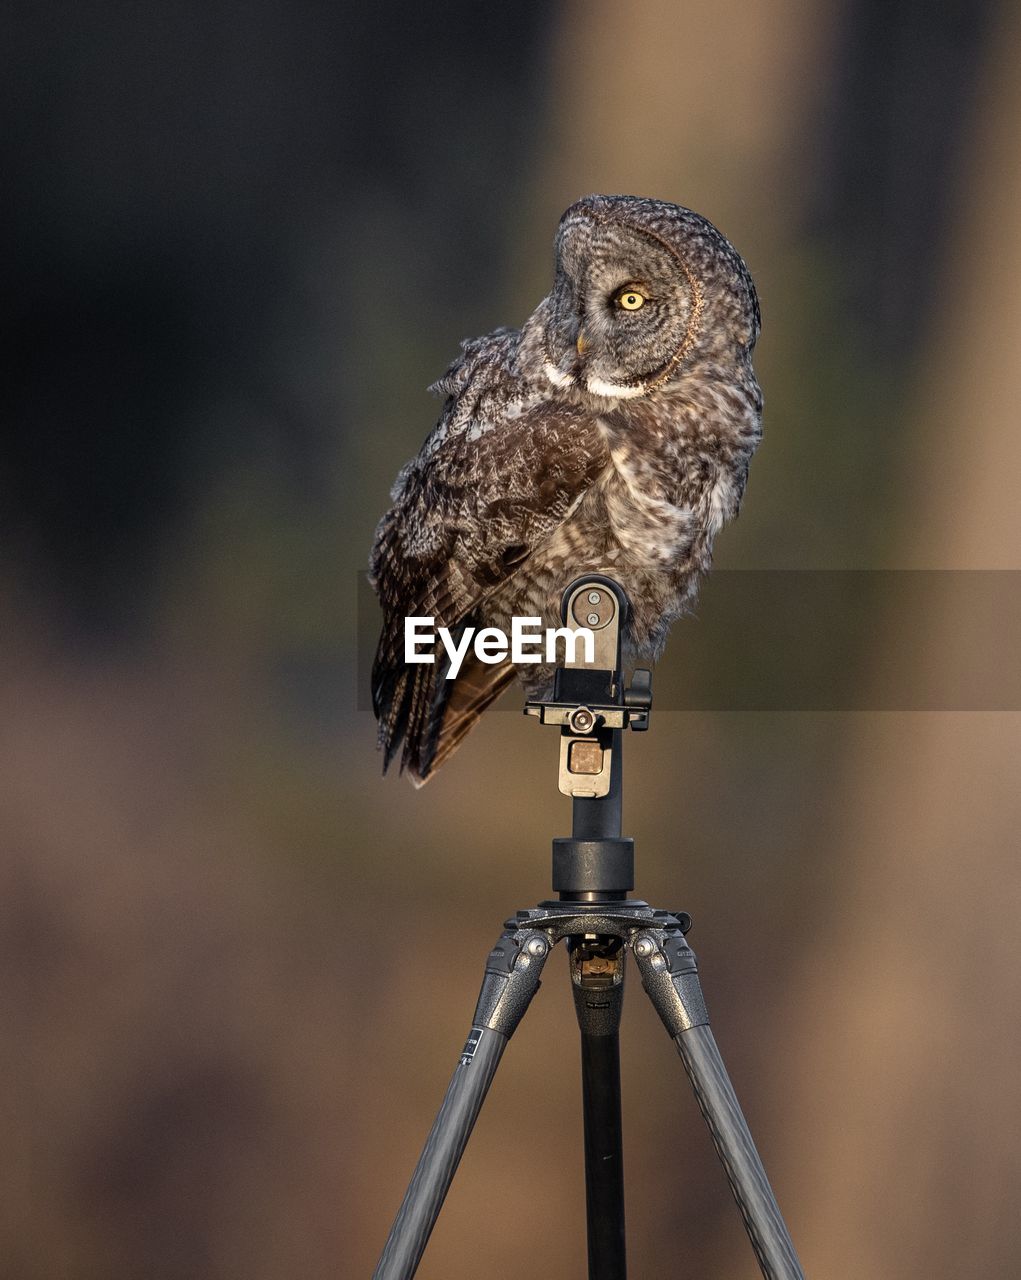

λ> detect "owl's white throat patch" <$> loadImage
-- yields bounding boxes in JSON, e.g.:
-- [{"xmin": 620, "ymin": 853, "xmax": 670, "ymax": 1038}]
[
  {"xmin": 585, "ymin": 375, "xmax": 646, "ymax": 400},
  {"xmin": 543, "ymin": 361, "xmax": 575, "ymax": 388}
]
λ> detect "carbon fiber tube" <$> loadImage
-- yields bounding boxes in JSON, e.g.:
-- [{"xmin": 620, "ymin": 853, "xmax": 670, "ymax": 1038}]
[
  {"xmin": 373, "ymin": 1027, "xmax": 508, "ymax": 1280},
  {"xmin": 579, "ymin": 1030, "xmax": 627, "ymax": 1278},
  {"xmin": 675, "ymin": 1024, "xmax": 804, "ymax": 1280}
]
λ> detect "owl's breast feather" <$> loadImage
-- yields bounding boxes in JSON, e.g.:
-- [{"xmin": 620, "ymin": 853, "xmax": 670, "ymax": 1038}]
[{"xmin": 595, "ymin": 439, "xmax": 702, "ymax": 567}]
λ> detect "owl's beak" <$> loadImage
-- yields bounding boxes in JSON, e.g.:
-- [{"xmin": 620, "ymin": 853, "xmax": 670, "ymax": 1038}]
[{"xmin": 576, "ymin": 331, "xmax": 589, "ymax": 357}]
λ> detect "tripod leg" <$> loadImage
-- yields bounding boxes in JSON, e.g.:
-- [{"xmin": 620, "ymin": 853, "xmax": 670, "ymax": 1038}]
[
  {"xmin": 632, "ymin": 925, "xmax": 805, "ymax": 1280},
  {"xmin": 570, "ymin": 936, "xmax": 627, "ymax": 1280},
  {"xmin": 373, "ymin": 924, "xmax": 552, "ymax": 1280}
]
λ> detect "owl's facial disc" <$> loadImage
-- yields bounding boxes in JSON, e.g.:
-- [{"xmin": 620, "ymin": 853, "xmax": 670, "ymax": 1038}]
[{"xmin": 545, "ymin": 218, "xmax": 697, "ymax": 397}]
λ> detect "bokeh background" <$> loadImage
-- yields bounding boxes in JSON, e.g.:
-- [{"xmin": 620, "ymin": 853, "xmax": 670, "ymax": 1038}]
[{"xmin": 4, "ymin": 1, "xmax": 1021, "ymax": 1276}]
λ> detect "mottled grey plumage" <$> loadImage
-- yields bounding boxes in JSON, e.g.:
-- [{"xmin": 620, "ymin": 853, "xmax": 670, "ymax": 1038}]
[{"xmin": 370, "ymin": 194, "xmax": 762, "ymax": 784}]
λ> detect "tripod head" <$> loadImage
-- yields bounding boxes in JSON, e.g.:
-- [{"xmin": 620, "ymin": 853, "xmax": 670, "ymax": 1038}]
[
  {"xmin": 523, "ymin": 575, "xmax": 653, "ymax": 799},
  {"xmin": 522, "ymin": 576, "xmax": 653, "ymax": 901}
]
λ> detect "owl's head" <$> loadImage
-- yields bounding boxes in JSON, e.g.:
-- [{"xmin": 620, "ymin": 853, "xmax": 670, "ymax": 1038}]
[{"xmin": 541, "ymin": 194, "xmax": 759, "ymax": 400}]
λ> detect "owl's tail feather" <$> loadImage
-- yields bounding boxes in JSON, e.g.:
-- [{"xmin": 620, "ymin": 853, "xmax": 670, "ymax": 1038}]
[
  {"xmin": 372, "ymin": 652, "xmax": 437, "ymax": 779},
  {"xmin": 373, "ymin": 665, "xmax": 411, "ymax": 773},
  {"xmin": 410, "ymin": 655, "xmax": 516, "ymax": 786},
  {"xmin": 373, "ymin": 625, "xmax": 516, "ymax": 784}
]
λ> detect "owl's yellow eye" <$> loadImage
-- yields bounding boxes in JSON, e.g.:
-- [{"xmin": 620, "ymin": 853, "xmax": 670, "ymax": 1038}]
[{"xmin": 616, "ymin": 288, "xmax": 646, "ymax": 311}]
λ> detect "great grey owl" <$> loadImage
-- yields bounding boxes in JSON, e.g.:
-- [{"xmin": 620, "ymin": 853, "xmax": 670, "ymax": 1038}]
[{"xmin": 370, "ymin": 194, "xmax": 762, "ymax": 784}]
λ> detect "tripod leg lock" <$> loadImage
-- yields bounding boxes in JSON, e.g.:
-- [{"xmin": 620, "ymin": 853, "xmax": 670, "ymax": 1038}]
[
  {"xmin": 632, "ymin": 926, "xmax": 710, "ymax": 1036},
  {"xmin": 472, "ymin": 927, "xmax": 552, "ymax": 1038}
]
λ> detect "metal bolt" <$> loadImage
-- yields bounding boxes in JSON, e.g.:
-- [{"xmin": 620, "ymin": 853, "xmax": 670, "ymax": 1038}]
[
  {"xmin": 587, "ymin": 591, "xmax": 601, "ymax": 604},
  {"xmin": 525, "ymin": 936, "xmax": 548, "ymax": 957},
  {"xmin": 634, "ymin": 935, "xmax": 656, "ymax": 957},
  {"xmin": 586, "ymin": 612, "xmax": 599, "ymax": 626},
  {"xmin": 569, "ymin": 706, "xmax": 595, "ymax": 733}
]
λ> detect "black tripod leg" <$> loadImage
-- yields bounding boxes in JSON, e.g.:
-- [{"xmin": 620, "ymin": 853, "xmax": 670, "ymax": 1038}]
[
  {"xmin": 675, "ymin": 1023, "xmax": 803, "ymax": 1276},
  {"xmin": 570, "ymin": 936, "xmax": 627, "ymax": 1280},
  {"xmin": 632, "ymin": 926, "xmax": 805, "ymax": 1280},
  {"xmin": 373, "ymin": 924, "xmax": 552, "ymax": 1280}
]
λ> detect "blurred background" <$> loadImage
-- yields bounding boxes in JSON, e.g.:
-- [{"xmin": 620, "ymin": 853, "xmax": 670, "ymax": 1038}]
[{"xmin": 4, "ymin": 1, "xmax": 1021, "ymax": 1276}]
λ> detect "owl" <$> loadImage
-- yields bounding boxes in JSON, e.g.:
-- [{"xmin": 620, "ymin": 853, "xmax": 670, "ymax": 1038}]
[{"xmin": 370, "ymin": 194, "xmax": 762, "ymax": 784}]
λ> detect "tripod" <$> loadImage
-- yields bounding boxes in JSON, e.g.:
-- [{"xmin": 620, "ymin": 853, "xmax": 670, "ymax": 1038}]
[{"xmin": 373, "ymin": 578, "xmax": 804, "ymax": 1280}]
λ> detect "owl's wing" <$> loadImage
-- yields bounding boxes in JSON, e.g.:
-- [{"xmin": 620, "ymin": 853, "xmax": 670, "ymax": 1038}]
[{"xmin": 370, "ymin": 333, "xmax": 607, "ymax": 782}]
